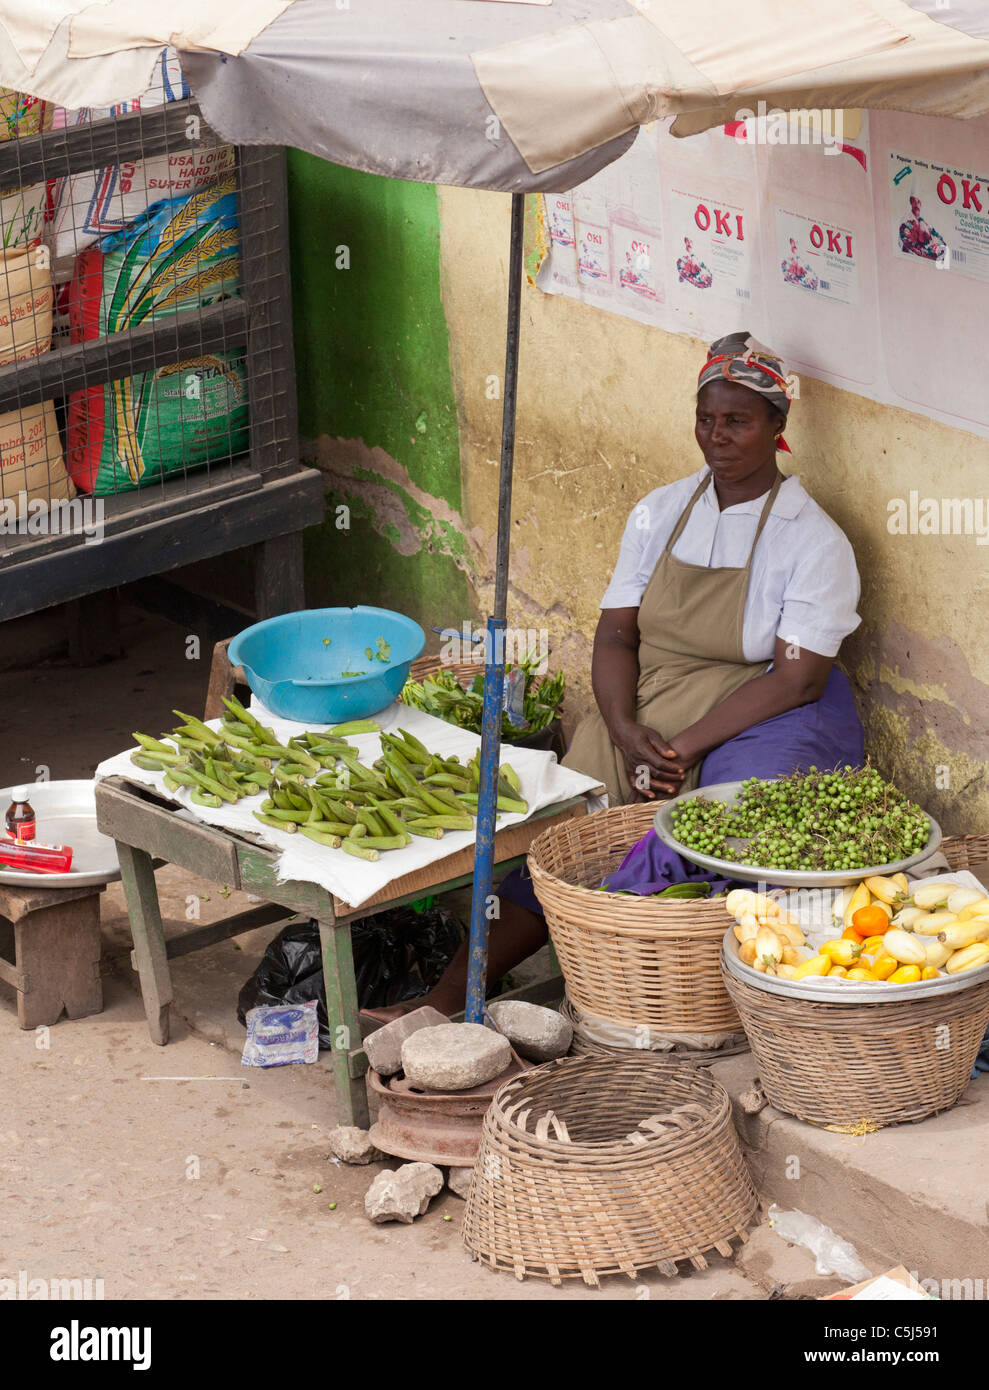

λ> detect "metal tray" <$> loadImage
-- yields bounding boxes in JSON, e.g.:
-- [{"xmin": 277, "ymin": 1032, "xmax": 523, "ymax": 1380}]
[
  {"xmin": 0, "ymin": 780, "xmax": 121, "ymax": 888},
  {"xmin": 653, "ymin": 780, "xmax": 942, "ymax": 888},
  {"xmin": 721, "ymin": 927, "xmax": 989, "ymax": 1003}
]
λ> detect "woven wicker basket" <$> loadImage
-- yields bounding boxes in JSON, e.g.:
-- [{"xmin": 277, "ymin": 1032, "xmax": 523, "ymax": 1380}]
[
  {"xmin": 560, "ymin": 995, "xmax": 749, "ymax": 1065},
  {"xmin": 941, "ymin": 834, "xmax": 989, "ymax": 873},
  {"xmin": 722, "ymin": 830, "xmax": 989, "ymax": 1128},
  {"xmin": 462, "ymin": 1055, "xmax": 757, "ymax": 1284},
  {"xmin": 724, "ymin": 970, "xmax": 989, "ymax": 1128},
  {"xmin": 527, "ymin": 804, "xmax": 739, "ymax": 1033}
]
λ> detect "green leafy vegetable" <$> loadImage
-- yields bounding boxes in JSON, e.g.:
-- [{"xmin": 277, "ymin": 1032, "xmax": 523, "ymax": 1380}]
[{"xmin": 400, "ymin": 654, "xmax": 565, "ymax": 740}]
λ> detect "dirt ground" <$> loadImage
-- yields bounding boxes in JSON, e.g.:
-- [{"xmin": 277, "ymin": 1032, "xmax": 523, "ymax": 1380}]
[{"xmin": 0, "ymin": 605, "xmax": 765, "ymax": 1302}]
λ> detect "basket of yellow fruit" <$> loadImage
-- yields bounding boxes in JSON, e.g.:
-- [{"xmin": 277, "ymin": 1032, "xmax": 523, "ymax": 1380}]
[{"xmin": 720, "ymin": 844, "xmax": 989, "ymax": 1126}]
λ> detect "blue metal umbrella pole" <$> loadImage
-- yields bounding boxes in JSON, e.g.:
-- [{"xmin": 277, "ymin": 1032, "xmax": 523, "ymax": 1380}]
[{"xmin": 465, "ymin": 192, "xmax": 525, "ymax": 1024}]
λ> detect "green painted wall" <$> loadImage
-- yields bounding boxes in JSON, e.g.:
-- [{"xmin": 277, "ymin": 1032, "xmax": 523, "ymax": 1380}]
[{"xmin": 286, "ymin": 152, "xmax": 473, "ymax": 631}]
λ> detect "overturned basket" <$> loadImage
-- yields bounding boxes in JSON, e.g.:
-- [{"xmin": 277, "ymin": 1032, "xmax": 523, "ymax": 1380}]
[
  {"xmin": 528, "ymin": 803, "xmax": 740, "ymax": 1035},
  {"xmin": 722, "ymin": 832, "xmax": 989, "ymax": 1129},
  {"xmin": 462, "ymin": 1055, "xmax": 757, "ymax": 1285}
]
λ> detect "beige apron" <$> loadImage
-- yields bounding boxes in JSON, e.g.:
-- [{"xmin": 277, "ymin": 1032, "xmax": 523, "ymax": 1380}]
[{"xmin": 564, "ymin": 470, "xmax": 785, "ymax": 804}]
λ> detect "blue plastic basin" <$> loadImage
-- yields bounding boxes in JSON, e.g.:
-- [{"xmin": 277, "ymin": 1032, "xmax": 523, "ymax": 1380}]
[{"xmin": 227, "ymin": 606, "xmax": 426, "ymax": 724}]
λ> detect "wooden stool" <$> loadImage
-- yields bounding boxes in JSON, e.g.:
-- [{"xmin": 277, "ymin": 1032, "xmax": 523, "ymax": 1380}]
[
  {"xmin": 204, "ymin": 636, "xmax": 247, "ymax": 721},
  {"xmin": 0, "ymin": 880, "xmax": 104, "ymax": 1029}
]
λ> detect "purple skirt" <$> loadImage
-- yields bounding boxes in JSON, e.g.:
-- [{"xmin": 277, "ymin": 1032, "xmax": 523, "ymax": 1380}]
[{"xmin": 500, "ymin": 664, "xmax": 864, "ymax": 909}]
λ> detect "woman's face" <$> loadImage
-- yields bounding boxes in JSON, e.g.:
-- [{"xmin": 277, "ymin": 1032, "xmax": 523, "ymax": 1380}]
[{"xmin": 695, "ymin": 380, "xmax": 781, "ymax": 484}]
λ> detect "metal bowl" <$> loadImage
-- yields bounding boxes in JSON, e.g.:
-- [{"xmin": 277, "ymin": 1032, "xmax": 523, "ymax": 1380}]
[
  {"xmin": 653, "ymin": 779, "xmax": 942, "ymax": 888},
  {"xmin": 722, "ymin": 927, "xmax": 989, "ymax": 1003}
]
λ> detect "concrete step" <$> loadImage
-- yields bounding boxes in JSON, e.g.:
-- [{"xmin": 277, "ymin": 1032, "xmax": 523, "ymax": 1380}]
[{"xmin": 711, "ymin": 1051, "xmax": 989, "ymax": 1297}]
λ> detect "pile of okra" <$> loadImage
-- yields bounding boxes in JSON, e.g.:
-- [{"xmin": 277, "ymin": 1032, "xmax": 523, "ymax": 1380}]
[{"xmin": 131, "ymin": 695, "xmax": 528, "ymax": 863}]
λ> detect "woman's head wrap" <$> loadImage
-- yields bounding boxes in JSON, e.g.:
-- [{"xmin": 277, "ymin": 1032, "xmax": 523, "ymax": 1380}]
[{"xmin": 697, "ymin": 331, "xmax": 797, "ymax": 452}]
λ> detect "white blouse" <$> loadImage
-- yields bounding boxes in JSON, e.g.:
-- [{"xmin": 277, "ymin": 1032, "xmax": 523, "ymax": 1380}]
[{"xmin": 600, "ymin": 468, "xmax": 861, "ymax": 660}]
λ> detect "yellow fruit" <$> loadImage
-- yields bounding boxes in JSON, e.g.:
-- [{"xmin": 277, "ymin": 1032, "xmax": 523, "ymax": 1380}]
[
  {"xmin": 892, "ymin": 873, "xmax": 909, "ymax": 895},
  {"xmin": 738, "ymin": 910, "xmax": 760, "ymax": 940},
  {"xmin": 864, "ymin": 876, "xmax": 903, "ymax": 905},
  {"xmin": 946, "ymin": 888, "xmax": 988, "ymax": 915},
  {"xmin": 781, "ymin": 945, "xmax": 801, "ymax": 966},
  {"xmin": 775, "ymin": 963, "xmax": 799, "ymax": 980},
  {"xmin": 829, "ymin": 966, "xmax": 849, "ymax": 978},
  {"xmin": 842, "ymin": 882, "xmax": 870, "ymax": 930},
  {"xmin": 923, "ymin": 938, "xmax": 953, "ymax": 968},
  {"xmin": 846, "ymin": 968, "xmax": 874, "ymax": 981},
  {"xmin": 793, "ymin": 954, "xmax": 831, "ymax": 979},
  {"xmin": 821, "ymin": 938, "xmax": 863, "ymax": 967},
  {"xmin": 911, "ymin": 911, "xmax": 957, "ymax": 936},
  {"xmin": 889, "ymin": 965, "xmax": 922, "ymax": 984},
  {"xmin": 883, "ymin": 928, "xmax": 927, "ymax": 966},
  {"xmin": 732, "ymin": 924, "xmax": 746, "ymax": 943},
  {"xmin": 892, "ymin": 906, "xmax": 925, "ymax": 929},
  {"xmin": 937, "ymin": 919, "xmax": 989, "ymax": 950},
  {"xmin": 772, "ymin": 919, "xmax": 806, "ymax": 949},
  {"xmin": 860, "ymin": 935, "xmax": 887, "ymax": 956},
  {"xmin": 870, "ymin": 955, "xmax": 898, "ymax": 981},
  {"xmin": 921, "ymin": 967, "xmax": 941, "ymax": 981},
  {"xmin": 912, "ymin": 883, "xmax": 958, "ymax": 910},
  {"xmin": 832, "ymin": 886, "xmax": 854, "ymax": 923},
  {"xmin": 755, "ymin": 926, "xmax": 784, "ymax": 969},
  {"xmin": 726, "ymin": 889, "xmax": 759, "ymax": 917},
  {"xmin": 945, "ymin": 944, "xmax": 989, "ymax": 975},
  {"xmin": 738, "ymin": 939, "xmax": 757, "ymax": 966},
  {"xmin": 954, "ymin": 897, "xmax": 989, "ymax": 922}
]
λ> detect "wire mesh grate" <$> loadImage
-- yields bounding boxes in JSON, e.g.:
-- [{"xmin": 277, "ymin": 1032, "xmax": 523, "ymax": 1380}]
[{"xmin": 0, "ymin": 50, "xmax": 296, "ymax": 549}]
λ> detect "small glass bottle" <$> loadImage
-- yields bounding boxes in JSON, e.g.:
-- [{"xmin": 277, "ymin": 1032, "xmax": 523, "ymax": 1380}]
[{"xmin": 5, "ymin": 787, "xmax": 36, "ymax": 842}]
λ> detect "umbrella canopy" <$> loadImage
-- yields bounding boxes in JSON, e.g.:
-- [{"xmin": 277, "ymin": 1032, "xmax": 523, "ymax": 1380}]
[{"xmin": 4, "ymin": 0, "xmax": 989, "ymax": 192}]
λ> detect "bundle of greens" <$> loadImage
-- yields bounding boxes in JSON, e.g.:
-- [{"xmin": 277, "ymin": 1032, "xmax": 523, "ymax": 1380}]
[{"xmin": 401, "ymin": 656, "xmax": 565, "ymax": 740}]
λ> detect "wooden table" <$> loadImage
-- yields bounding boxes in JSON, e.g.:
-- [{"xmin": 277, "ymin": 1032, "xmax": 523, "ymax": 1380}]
[{"xmin": 94, "ymin": 775, "xmax": 588, "ymax": 1126}]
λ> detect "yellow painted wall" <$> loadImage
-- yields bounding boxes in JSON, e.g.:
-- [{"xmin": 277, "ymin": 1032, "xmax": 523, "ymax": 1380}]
[{"xmin": 437, "ymin": 186, "xmax": 989, "ymax": 835}]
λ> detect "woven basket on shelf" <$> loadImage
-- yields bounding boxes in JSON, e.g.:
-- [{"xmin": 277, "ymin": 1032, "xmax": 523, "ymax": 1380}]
[
  {"xmin": 462, "ymin": 1055, "xmax": 757, "ymax": 1285},
  {"xmin": 527, "ymin": 803, "xmax": 739, "ymax": 1034},
  {"xmin": 723, "ymin": 970, "xmax": 989, "ymax": 1128}
]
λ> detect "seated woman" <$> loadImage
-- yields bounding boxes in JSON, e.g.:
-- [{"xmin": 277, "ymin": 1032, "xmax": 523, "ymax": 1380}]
[{"xmin": 370, "ymin": 330, "xmax": 865, "ymax": 1019}]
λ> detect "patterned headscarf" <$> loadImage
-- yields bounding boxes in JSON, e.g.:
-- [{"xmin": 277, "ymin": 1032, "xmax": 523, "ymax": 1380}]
[{"xmin": 697, "ymin": 332, "xmax": 797, "ymax": 452}]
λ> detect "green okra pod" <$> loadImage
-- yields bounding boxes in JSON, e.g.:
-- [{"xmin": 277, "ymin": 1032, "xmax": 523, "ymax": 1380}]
[
  {"xmin": 299, "ymin": 827, "xmax": 343, "ymax": 849},
  {"xmin": 347, "ymin": 823, "xmax": 367, "ymax": 839},
  {"xmin": 253, "ymin": 811, "xmax": 298, "ymax": 833},
  {"xmin": 358, "ymin": 835, "xmax": 408, "ymax": 850},
  {"xmin": 329, "ymin": 719, "xmax": 382, "ymax": 736},
  {"xmin": 407, "ymin": 815, "xmax": 474, "ymax": 831},
  {"xmin": 341, "ymin": 839, "xmax": 379, "ymax": 862},
  {"xmin": 190, "ymin": 787, "xmax": 223, "ymax": 809},
  {"xmin": 170, "ymin": 766, "xmax": 239, "ymax": 803}
]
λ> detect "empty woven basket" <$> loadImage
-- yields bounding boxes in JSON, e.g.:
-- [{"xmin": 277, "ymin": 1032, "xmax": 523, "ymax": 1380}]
[{"xmin": 462, "ymin": 1054, "xmax": 757, "ymax": 1285}]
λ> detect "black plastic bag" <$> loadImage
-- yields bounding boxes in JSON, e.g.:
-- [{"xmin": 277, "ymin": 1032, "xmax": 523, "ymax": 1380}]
[{"xmin": 237, "ymin": 907, "xmax": 463, "ymax": 1048}]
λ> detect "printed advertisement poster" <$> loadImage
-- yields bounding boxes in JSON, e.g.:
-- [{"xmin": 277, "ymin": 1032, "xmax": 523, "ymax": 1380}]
[
  {"xmin": 889, "ymin": 151, "xmax": 989, "ymax": 284},
  {"xmin": 669, "ymin": 187, "xmax": 752, "ymax": 305},
  {"xmin": 775, "ymin": 207, "xmax": 859, "ymax": 307}
]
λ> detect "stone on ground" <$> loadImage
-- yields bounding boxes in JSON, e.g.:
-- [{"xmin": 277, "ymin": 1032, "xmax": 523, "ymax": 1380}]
[
  {"xmin": 364, "ymin": 1162, "xmax": 444, "ymax": 1224},
  {"xmin": 488, "ymin": 1000, "xmax": 572, "ymax": 1061},
  {"xmin": 401, "ymin": 1023, "xmax": 511, "ymax": 1091},
  {"xmin": 327, "ymin": 1125, "xmax": 381, "ymax": 1165},
  {"xmin": 446, "ymin": 1166, "xmax": 474, "ymax": 1200},
  {"xmin": 363, "ymin": 1005, "xmax": 450, "ymax": 1076}
]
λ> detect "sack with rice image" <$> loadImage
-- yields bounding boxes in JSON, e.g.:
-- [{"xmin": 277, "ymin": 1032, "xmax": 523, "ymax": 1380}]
[
  {"xmin": 0, "ymin": 245, "xmax": 74, "ymax": 504},
  {"xmin": 66, "ymin": 177, "xmax": 248, "ymax": 494},
  {"xmin": 45, "ymin": 49, "xmax": 234, "ymax": 281}
]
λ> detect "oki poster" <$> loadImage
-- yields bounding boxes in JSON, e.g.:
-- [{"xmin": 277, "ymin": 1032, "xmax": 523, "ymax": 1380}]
[{"xmin": 887, "ymin": 150, "xmax": 989, "ymax": 284}]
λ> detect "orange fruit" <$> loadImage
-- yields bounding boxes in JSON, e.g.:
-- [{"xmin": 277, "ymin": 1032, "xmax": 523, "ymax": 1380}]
[{"xmin": 852, "ymin": 904, "xmax": 890, "ymax": 936}]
